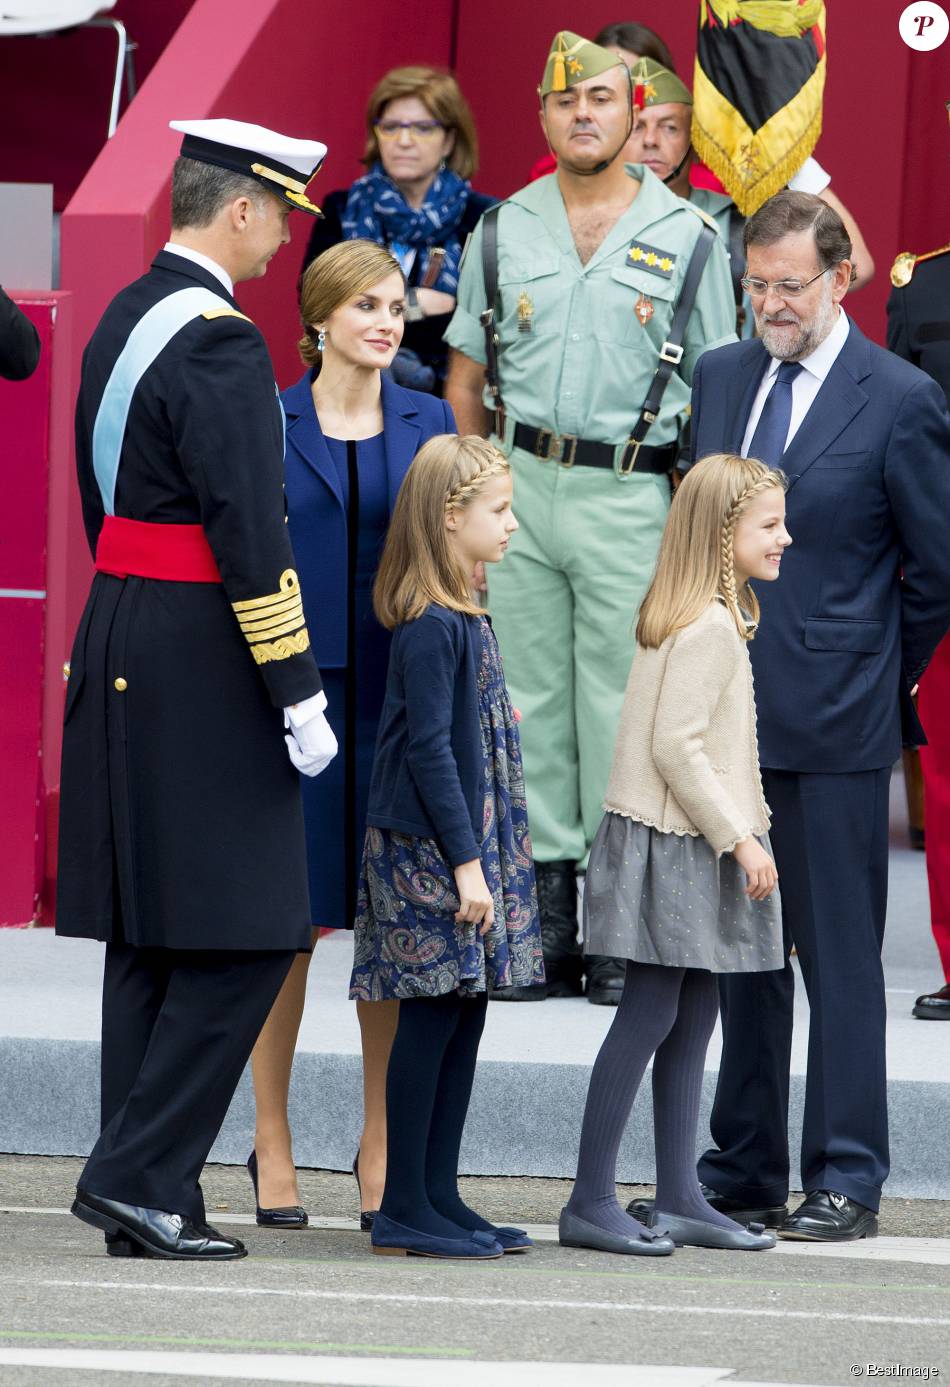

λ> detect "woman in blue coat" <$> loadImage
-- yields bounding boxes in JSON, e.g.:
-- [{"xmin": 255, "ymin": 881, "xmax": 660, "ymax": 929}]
[{"xmin": 248, "ymin": 241, "xmax": 455, "ymax": 1226}]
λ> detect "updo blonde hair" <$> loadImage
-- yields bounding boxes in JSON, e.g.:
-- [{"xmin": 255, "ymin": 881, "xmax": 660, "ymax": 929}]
[
  {"xmin": 374, "ymin": 435, "xmax": 510, "ymax": 630},
  {"xmin": 636, "ymin": 453, "xmax": 787, "ymax": 649},
  {"xmin": 298, "ymin": 239, "xmax": 404, "ymax": 367}
]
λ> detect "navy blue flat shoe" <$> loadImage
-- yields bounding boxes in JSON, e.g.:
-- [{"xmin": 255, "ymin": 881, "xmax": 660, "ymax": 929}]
[
  {"xmin": 247, "ymin": 1151, "xmax": 308, "ymax": 1229},
  {"xmin": 488, "ymin": 1224, "xmax": 533, "ymax": 1253},
  {"xmin": 371, "ymin": 1212, "xmax": 503, "ymax": 1259}
]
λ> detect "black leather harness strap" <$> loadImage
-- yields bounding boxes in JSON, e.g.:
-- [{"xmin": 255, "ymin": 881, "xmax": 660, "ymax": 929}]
[
  {"xmin": 619, "ymin": 221, "xmax": 719, "ymax": 474},
  {"xmin": 479, "ymin": 203, "xmax": 504, "ymax": 436}
]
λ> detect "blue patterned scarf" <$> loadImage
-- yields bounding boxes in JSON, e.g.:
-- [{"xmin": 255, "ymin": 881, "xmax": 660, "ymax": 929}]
[{"xmin": 341, "ymin": 164, "xmax": 470, "ymax": 294}]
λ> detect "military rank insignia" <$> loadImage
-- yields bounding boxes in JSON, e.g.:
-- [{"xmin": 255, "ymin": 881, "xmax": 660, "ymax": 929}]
[
  {"xmin": 627, "ymin": 241, "xmax": 676, "ymax": 278},
  {"xmin": 517, "ymin": 289, "xmax": 534, "ymax": 333},
  {"xmin": 635, "ymin": 292, "xmax": 654, "ymax": 326}
]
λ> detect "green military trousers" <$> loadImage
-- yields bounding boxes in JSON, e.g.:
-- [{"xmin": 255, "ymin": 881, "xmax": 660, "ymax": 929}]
[{"xmin": 488, "ymin": 446, "xmax": 670, "ymax": 865}]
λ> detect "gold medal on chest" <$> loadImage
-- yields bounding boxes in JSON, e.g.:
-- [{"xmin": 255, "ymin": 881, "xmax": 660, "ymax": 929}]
[
  {"xmin": 635, "ymin": 292, "xmax": 654, "ymax": 326},
  {"xmin": 517, "ymin": 289, "xmax": 534, "ymax": 333}
]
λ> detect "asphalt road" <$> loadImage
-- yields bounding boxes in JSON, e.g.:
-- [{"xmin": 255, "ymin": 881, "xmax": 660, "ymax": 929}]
[{"xmin": 0, "ymin": 1158, "xmax": 948, "ymax": 1387}]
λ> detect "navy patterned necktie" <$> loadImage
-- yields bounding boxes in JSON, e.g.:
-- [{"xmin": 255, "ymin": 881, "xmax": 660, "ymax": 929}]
[{"xmin": 746, "ymin": 360, "xmax": 804, "ymax": 467}]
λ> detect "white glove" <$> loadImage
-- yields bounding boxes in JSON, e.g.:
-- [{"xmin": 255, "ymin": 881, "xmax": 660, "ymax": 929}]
[{"xmin": 283, "ymin": 691, "xmax": 338, "ymax": 777}]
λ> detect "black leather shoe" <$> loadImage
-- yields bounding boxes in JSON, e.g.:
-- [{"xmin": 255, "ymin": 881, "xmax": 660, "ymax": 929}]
[
  {"xmin": 247, "ymin": 1151, "xmax": 308, "ymax": 1228},
  {"xmin": 585, "ymin": 956, "xmax": 626, "ymax": 1006},
  {"xmin": 913, "ymin": 982, "xmax": 950, "ymax": 1019},
  {"xmin": 627, "ymin": 1184, "xmax": 788, "ymax": 1229},
  {"xmin": 778, "ymin": 1190, "xmax": 878, "ymax": 1242},
  {"xmin": 489, "ymin": 982, "xmax": 547, "ymax": 1001},
  {"xmin": 73, "ymin": 1190, "xmax": 246, "ymax": 1260},
  {"xmin": 535, "ymin": 861, "xmax": 583, "ymax": 998},
  {"xmin": 105, "ymin": 1232, "xmax": 144, "ymax": 1257},
  {"xmin": 352, "ymin": 1151, "xmax": 377, "ymax": 1232}
]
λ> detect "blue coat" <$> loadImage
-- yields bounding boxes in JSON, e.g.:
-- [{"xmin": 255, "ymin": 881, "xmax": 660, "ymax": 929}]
[
  {"xmin": 367, "ymin": 605, "xmax": 485, "ymax": 868},
  {"xmin": 282, "ymin": 370, "xmax": 455, "ymax": 668},
  {"xmin": 691, "ymin": 317, "xmax": 950, "ymax": 772}
]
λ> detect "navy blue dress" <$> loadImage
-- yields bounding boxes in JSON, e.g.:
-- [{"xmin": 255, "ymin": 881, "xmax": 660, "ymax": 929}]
[{"xmin": 300, "ymin": 433, "xmax": 391, "ymax": 928}]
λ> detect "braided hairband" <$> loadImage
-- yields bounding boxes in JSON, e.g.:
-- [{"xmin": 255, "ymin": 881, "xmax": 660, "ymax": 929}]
[{"xmin": 719, "ymin": 474, "xmax": 783, "ymax": 637}]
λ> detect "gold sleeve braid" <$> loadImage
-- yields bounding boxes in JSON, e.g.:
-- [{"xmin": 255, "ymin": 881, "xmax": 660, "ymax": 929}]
[{"xmin": 232, "ymin": 569, "xmax": 311, "ymax": 665}]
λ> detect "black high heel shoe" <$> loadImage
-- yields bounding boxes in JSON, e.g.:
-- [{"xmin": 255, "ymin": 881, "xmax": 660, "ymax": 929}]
[
  {"xmin": 352, "ymin": 1151, "xmax": 378, "ymax": 1232},
  {"xmin": 247, "ymin": 1151, "xmax": 308, "ymax": 1229}
]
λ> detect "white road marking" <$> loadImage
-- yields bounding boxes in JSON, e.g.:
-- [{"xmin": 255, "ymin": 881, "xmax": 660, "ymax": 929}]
[
  {"xmin": 24, "ymin": 1279, "xmax": 950, "ymax": 1329},
  {"xmin": 0, "ymin": 1352, "xmax": 747, "ymax": 1385}
]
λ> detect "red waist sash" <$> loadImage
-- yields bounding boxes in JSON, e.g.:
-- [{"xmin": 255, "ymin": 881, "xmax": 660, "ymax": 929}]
[{"xmin": 95, "ymin": 516, "xmax": 222, "ymax": 582}]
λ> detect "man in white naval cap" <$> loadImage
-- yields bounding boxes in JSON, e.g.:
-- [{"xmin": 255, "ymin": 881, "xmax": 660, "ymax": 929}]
[{"xmin": 59, "ymin": 120, "xmax": 336, "ymax": 1261}]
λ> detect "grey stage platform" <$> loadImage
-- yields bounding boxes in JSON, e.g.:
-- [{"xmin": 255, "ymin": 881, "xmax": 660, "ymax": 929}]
[{"xmin": 1, "ymin": 775, "xmax": 947, "ymax": 1197}]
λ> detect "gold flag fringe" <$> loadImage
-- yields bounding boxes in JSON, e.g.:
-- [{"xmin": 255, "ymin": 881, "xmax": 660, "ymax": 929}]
[{"xmin": 691, "ymin": 56, "xmax": 825, "ymax": 217}]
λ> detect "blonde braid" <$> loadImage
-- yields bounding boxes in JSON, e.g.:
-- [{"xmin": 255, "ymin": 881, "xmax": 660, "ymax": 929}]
[
  {"xmin": 445, "ymin": 453, "xmax": 509, "ymax": 511},
  {"xmin": 720, "ymin": 474, "xmax": 783, "ymax": 640}
]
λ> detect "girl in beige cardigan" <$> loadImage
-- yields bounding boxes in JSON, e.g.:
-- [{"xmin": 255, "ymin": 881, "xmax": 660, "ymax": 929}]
[{"xmin": 560, "ymin": 453, "xmax": 791, "ymax": 1259}]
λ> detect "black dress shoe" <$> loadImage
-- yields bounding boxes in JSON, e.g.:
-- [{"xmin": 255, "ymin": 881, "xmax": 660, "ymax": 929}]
[
  {"xmin": 352, "ymin": 1151, "xmax": 377, "ymax": 1232},
  {"xmin": 585, "ymin": 956, "xmax": 626, "ymax": 1006},
  {"xmin": 489, "ymin": 981, "xmax": 547, "ymax": 1001},
  {"xmin": 778, "ymin": 1190, "xmax": 878, "ymax": 1242},
  {"xmin": 247, "ymin": 1151, "xmax": 308, "ymax": 1228},
  {"xmin": 73, "ymin": 1190, "xmax": 246, "ymax": 1260},
  {"xmin": 105, "ymin": 1232, "xmax": 144, "ymax": 1258},
  {"xmin": 913, "ymin": 982, "xmax": 950, "ymax": 1019},
  {"xmin": 627, "ymin": 1184, "xmax": 788, "ymax": 1229}
]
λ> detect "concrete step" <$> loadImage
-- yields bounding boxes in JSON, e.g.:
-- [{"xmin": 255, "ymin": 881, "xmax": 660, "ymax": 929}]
[{"xmin": 1, "ymin": 817, "xmax": 947, "ymax": 1197}]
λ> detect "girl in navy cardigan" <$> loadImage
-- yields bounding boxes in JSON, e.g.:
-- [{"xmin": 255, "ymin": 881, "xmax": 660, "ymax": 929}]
[{"xmin": 352, "ymin": 434, "xmax": 544, "ymax": 1259}]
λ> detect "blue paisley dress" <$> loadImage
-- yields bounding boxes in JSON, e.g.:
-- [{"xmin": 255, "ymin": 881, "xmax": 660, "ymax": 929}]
[{"xmin": 350, "ymin": 617, "xmax": 544, "ymax": 1000}]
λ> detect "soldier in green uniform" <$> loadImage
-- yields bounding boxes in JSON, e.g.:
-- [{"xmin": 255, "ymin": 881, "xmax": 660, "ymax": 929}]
[{"xmin": 445, "ymin": 31, "xmax": 736, "ymax": 1005}]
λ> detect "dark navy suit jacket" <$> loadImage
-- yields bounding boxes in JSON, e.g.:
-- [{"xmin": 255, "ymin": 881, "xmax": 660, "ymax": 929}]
[
  {"xmin": 282, "ymin": 370, "xmax": 455, "ymax": 668},
  {"xmin": 691, "ymin": 316, "xmax": 950, "ymax": 772}
]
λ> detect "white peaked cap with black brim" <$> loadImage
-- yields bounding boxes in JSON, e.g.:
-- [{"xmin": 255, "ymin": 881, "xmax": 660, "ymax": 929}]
[{"xmin": 170, "ymin": 118, "xmax": 328, "ymax": 216}]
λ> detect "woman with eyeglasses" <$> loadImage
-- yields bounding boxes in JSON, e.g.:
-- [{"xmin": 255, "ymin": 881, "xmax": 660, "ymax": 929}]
[{"xmin": 300, "ymin": 67, "xmax": 495, "ymax": 395}]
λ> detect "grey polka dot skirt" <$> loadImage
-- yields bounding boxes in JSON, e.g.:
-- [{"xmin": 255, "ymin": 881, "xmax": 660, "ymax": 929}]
[{"xmin": 583, "ymin": 813, "xmax": 784, "ymax": 974}]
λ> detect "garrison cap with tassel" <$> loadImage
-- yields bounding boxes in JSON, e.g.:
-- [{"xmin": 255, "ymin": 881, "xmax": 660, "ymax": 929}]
[
  {"xmin": 630, "ymin": 57, "xmax": 693, "ymax": 111},
  {"xmin": 539, "ymin": 30, "xmax": 624, "ymax": 98},
  {"xmin": 170, "ymin": 119, "xmax": 328, "ymax": 216}
]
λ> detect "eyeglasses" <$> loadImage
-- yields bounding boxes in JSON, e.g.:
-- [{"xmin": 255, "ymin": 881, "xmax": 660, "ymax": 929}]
[
  {"xmin": 374, "ymin": 120, "xmax": 445, "ymax": 141},
  {"xmin": 740, "ymin": 269, "xmax": 830, "ymax": 299}
]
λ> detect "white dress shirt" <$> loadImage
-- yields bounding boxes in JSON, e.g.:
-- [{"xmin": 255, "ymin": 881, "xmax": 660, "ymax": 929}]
[
  {"xmin": 741, "ymin": 307, "xmax": 851, "ymax": 458},
  {"xmin": 162, "ymin": 242, "xmax": 234, "ymax": 297}
]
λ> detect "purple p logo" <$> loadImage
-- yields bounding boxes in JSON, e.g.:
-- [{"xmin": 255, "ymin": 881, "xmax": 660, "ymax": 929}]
[{"xmin": 899, "ymin": 1, "xmax": 949, "ymax": 49}]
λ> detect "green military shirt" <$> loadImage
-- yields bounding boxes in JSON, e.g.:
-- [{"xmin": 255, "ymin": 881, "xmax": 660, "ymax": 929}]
[
  {"xmin": 689, "ymin": 186, "xmax": 733, "ymax": 243},
  {"xmin": 445, "ymin": 164, "xmax": 736, "ymax": 448},
  {"xmin": 687, "ymin": 185, "xmax": 753, "ymax": 339}
]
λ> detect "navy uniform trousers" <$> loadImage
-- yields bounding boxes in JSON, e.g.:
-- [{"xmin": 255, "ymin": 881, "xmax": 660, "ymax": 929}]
[
  {"xmin": 84, "ymin": 946, "xmax": 295, "ymax": 1224},
  {"xmin": 699, "ymin": 766, "xmax": 891, "ymax": 1213}
]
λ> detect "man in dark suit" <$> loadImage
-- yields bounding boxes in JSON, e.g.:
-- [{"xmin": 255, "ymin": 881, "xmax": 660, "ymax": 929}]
[
  {"xmin": 691, "ymin": 190, "xmax": 950, "ymax": 1241},
  {"xmin": 58, "ymin": 119, "xmax": 337, "ymax": 1260}
]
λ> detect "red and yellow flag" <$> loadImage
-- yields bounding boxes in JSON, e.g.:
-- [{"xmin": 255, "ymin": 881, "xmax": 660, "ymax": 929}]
[{"xmin": 691, "ymin": 0, "xmax": 827, "ymax": 216}]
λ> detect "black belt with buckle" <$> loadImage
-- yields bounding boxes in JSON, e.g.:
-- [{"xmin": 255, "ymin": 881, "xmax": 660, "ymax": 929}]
[{"xmin": 512, "ymin": 423, "xmax": 676, "ymax": 475}]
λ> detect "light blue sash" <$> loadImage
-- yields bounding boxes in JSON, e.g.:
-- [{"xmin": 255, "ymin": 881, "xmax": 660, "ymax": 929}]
[{"xmin": 92, "ymin": 287, "xmax": 232, "ymax": 515}]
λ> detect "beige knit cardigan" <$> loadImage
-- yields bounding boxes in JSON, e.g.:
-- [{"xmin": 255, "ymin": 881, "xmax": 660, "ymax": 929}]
[{"xmin": 603, "ymin": 600, "xmax": 771, "ymax": 856}]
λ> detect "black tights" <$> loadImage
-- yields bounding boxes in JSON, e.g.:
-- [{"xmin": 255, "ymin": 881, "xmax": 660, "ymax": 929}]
[
  {"xmin": 566, "ymin": 960, "xmax": 744, "ymax": 1238},
  {"xmin": 379, "ymin": 990, "xmax": 492, "ymax": 1238}
]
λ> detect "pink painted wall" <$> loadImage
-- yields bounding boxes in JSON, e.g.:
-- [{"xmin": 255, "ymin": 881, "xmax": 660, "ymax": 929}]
[
  {"xmin": 0, "ymin": 294, "xmax": 73, "ymax": 925},
  {"xmin": 0, "ymin": 0, "xmax": 197, "ymax": 211}
]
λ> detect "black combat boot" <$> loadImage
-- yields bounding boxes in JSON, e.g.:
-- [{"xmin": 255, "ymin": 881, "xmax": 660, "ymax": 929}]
[
  {"xmin": 491, "ymin": 859, "xmax": 583, "ymax": 1001},
  {"xmin": 584, "ymin": 954, "xmax": 627, "ymax": 1006}
]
